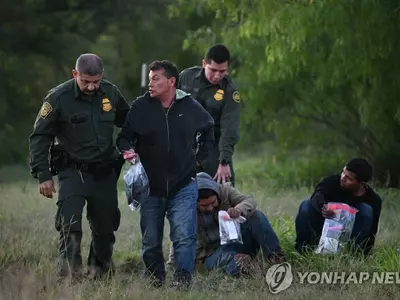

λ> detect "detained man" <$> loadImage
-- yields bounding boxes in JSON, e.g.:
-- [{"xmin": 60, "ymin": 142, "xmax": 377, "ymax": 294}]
[
  {"xmin": 117, "ymin": 60, "xmax": 215, "ymax": 288},
  {"xmin": 295, "ymin": 158, "xmax": 382, "ymax": 255},
  {"xmin": 168, "ymin": 172, "xmax": 285, "ymax": 277}
]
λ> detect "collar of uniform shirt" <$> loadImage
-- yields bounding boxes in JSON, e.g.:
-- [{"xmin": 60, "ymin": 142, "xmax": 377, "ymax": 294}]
[
  {"xmin": 74, "ymin": 79, "xmax": 105, "ymax": 100},
  {"xmin": 196, "ymin": 68, "xmax": 224, "ymax": 89}
]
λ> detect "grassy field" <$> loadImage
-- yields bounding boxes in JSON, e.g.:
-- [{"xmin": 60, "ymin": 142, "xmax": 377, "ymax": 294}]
[{"xmin": 1, "ymin": 157, "xmax": 400, "ymax": 300}]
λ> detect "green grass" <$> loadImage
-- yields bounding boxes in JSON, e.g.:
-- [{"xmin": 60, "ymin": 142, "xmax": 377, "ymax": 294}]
[{"xmin": 1, "ymin": 157, "xmax": 400, "ymax": 299}]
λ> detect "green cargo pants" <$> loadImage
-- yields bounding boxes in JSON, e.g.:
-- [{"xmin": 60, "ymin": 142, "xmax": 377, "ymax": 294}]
[{"xmin": 55, "ymin": 166, "xmax": 120, "ymax": 278}]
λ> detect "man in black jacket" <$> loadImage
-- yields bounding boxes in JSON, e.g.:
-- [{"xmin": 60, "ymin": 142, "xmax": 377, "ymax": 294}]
[
  {"xmin": 117, "ymin": 60, "xmax": 215, "ymax": 288},
  {"xmin": 295, "ymin": 158, "xmax": 382, "ymax": 255}
]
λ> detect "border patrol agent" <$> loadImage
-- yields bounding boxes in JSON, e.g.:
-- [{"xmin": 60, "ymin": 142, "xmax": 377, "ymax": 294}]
[
  {"xmin": 178, "ymin": 44, "xmax": 240, "ymax": 186},
  {"xmin": 29, "ymin": 54, "xmax": 130, "ymax": 280}
]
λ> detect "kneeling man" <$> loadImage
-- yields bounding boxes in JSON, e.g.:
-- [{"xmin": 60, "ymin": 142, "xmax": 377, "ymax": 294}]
[{"xmin": 169, "ymin": 172, "xmax": 285, "ymax": 276}]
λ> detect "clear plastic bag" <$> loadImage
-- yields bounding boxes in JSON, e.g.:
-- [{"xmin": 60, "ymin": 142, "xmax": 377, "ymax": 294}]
[
  {"xmin": 315, "ymin": 202, "xmax": 358, "ymax": 255},
  {"xmin": 218, "ymin": 210, "xmax": 247, "ymax": 245},
  {"xmin": 123, "ymin": 159, "xmax": 149, "ymax": 211}
]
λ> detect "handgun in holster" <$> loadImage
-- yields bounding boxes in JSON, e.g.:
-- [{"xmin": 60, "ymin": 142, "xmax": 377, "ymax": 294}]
[{"xmin": 49, "ymin": 142, "xmax": 69, "ymax": 176}]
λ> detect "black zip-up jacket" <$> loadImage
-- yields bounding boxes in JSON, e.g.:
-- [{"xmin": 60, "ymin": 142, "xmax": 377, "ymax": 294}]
[{"xmin": 116, "ymin": 90, "xmax": 215, "ymax": 197}]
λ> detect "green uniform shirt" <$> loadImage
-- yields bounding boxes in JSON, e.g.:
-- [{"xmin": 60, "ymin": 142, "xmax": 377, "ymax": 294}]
[
  {"xmin": 178, "ymin": 66, "xmax": 240, "ymax": 164},
  {"xmin": 29, "ymin": 78, "xmax": 130, "ymax": 183}
]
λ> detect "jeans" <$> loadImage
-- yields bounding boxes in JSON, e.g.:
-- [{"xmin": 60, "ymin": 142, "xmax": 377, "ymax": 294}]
[
  {"xmin": 203, "ymin": 210, "xmax": 282, "ymax": 275},
  {"xmin": 295, "ymin": 199, "xmax": 373, "ymax": 252},
  {"xmin": 140, "ymin": 180, "xmax": 198, "ymax": 283}
]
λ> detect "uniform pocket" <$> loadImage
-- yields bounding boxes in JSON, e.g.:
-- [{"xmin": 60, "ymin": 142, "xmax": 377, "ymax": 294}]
[
  {"xmin": 64, "ymin": 112, "xmax": 94, "ymax": 144},
  {"xmin": 99, "ymin": 111, "xmax": 115, "ymax": 140},
  {"xmin": 69, "ymin": 112, "xmax": 89, "ymax": 123}
]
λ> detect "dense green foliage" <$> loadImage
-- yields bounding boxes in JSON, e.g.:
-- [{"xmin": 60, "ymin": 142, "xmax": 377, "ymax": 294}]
[
  {"xmin": 170, "ymin": 0, "xmax": 400, "ymax": 186},
  {"xmin": 2, "ymin": 0, "xmax": 400, "ymax": 186},
  {"xmin": 0, "ymin": 0, "xmax": 206, "ymax": 164}
]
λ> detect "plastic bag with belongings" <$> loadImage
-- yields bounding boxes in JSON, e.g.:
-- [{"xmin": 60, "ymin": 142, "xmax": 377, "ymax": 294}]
[
  {"xmin": 123, "ymin": 155, "xmax": 149, "ymax": 211},
  {"xmin": 315, "ymin": 202, "xmax": 358, "ymax": 254},
  {"xmin": 218, "ymin": 210, "xmax": 247, "ymax": 245}
]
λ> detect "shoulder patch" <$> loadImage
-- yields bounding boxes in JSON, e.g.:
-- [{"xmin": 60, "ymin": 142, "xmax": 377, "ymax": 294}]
[
  {"xmin": 40, "ymin": 102, "xmax": 53, "ymax": 119},
  {"xmin": 232, "ymin": 91, "xmax": 240, "ymax": 103}
]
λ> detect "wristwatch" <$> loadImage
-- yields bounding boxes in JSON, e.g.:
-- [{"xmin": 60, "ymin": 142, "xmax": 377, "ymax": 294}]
[{"xmin": 220, "ymin": 159, "xmax": 229, "ymax": 166}]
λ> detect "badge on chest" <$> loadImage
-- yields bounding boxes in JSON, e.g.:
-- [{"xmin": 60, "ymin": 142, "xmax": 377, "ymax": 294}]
[
  {"xmin": 102, "ymin": 98, "xmax": 112, "ymax": 112},
  {"xmin": 213, "ymin": 89, "xmax": 224, "ymax": 101}
]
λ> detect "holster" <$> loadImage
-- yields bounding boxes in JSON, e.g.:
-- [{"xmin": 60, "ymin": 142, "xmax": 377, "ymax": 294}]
[
  {"xmin": 74, "ymin": 153, "xmax": 124, "ymax": 180},
  {"xmin": 50, "ymin": 143, "xmax": 69, "ymax": 176},
  {"xmin": 50, "ymin": 144, "xmax": 125, "ymax": 180}
]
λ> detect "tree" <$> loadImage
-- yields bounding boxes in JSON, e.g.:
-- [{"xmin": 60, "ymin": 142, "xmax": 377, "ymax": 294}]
[
  {"xmin": 0, "ymin": 0, "xmax": 118, "ymax": 162},
  {"xmin": 0, "ymin": 0, "xmax": 205, "ymax": 164},
  {"xmin": 170, "ymin": 0, "xmax": 400, "ymax": 186}
]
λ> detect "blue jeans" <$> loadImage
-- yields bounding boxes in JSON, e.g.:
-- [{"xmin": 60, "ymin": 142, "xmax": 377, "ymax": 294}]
[
  {"xmin": 140, "ymin": 180, "xmax": 198, "ymax": 283},
  {"xmin": 203, "ymin": 210, "xmax": 282, "ymax": 275},
  {"xmin": 295, "ymin": 199, "xmax": 373, "ymax": 252}
]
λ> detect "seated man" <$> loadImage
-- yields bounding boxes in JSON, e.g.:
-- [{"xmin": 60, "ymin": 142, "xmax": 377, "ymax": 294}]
[
  {"xmin": 168, "ymin": 172, "xmax": 285, "ymax": 276},
  {"xmin": 295, "ymin": 158, "xmax": 382, "ymax": 255}
]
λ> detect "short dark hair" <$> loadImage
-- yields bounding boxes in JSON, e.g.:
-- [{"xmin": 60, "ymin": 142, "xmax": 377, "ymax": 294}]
[
  {"xmin": 148, "ymin": 60, "xmax": 179, "ymax": 87},
  {"xmin": 198, "ymin": 189, "xmax": 217, "ymax": 200},
  {"xmin": 345, "ymin": 158, "xmax": 373, "ymax": 183},
  {"xmin": 204, "ymin": 44, "xmax": 231, "ymax": 64},
  {"xmin": 75, "ymin": 53, "xmax": 104, "ymax": 76}
]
